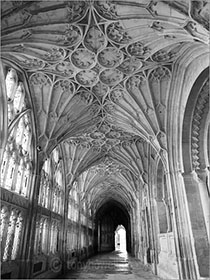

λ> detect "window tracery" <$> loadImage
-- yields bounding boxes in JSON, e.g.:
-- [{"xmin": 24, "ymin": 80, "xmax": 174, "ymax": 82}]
[
  {"xmin": 1, "ymin": 207, "xmax": 24, "ymax": 262},
  {"xmin": 67, "ymin": 227, "xmax": 72, "ymax": 251},
  {"xmin": 34, "ymin": 216, "xmax": 61, "ymax": 256},
  {"xmin": 41, "ymin": 219, "xmax": 48, "ymax": 254},
  {"xmin": 0, "ymin": 68, "xmax": 33, "ymax": 198},
  {"xmin": 5, "ymin": 69, "xmax": 26, "ymax": 124},
  {"xmin": 68, "ymin": 190, "xmax": 72, "ymax": 220},
  {"xmin": 34, "ymin": 217, "xmax": 49, "ymax": 255},
  {"xmin": 0, "ymin": 206, "xmax": 9, "ymax": 243},
  {"xmin": 68, "ymin": 183, "xmax": 79, "ymax": 222},
  {"xmin": 38, "ymin": 159, "xmax": 51, "ymax": 208},
  {"xmin": 81, "ymin": 201, "xmax": 87, "ymax": 226},
  {"xmin": 11, "ymin": 213, "xmax": 23, "ymax": 260},
  {"xmin": 38, "ymin": 147, "xmax": 64, "ymax": 214},
  {"xmin": 49, "ymin": 220, "xmax": 60, "ymax": 254},
  {"xmin": 33, "ymin": 219, "xmax": 41, "ymax": 255}
]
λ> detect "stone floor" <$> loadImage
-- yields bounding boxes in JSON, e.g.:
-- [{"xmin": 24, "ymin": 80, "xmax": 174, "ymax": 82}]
[{"xmin": 59, "ymin": 251, "xmax": 163, "ymax": 280}]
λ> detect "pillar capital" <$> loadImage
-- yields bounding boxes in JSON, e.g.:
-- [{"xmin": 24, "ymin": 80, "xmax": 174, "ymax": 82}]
[{"xmin": 196, "ymin": 168, "xmax": 209, "ymax": 182}]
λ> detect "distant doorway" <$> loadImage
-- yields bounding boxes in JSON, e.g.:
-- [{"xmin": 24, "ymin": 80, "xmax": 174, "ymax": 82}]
[{"xmin": 115, "ymin": 225, "xmax": 126, "ymax": 252}]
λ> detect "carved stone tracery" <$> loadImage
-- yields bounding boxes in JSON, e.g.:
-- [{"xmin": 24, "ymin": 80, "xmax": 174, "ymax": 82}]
[
  {"xmin": 191, "ymin": 78, "xmax": 209, "ymax": 170},
  {"xmin": 2, "ymin": 0, "xmax": 209, "ymax": 153}
]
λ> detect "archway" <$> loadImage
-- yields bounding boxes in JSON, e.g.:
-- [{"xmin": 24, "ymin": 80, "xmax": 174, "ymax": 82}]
[
  {"xmin": 182, "ymin": 68, "xmax": 209, "ymax": 277},
  {"xmin": 115, "ymin": 225, "xmax": 127, "ymax": 252},
  {"xmin": 94, "ymin": 200, "xmax": 131, "ymax": 254}
]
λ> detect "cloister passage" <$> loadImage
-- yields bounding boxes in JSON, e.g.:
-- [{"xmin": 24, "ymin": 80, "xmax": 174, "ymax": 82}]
[
  {"xmin": 94, "ymin": 201, "xmax": 131, "ymax": 254},
  {"xmin": 0, "ymin": 1, "xmax": 209, "ymax": 280}
]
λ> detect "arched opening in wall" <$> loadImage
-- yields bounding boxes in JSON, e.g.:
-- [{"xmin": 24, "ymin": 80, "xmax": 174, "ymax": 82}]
[
  {"xmin": 115, "ymin": 225, "xmax": 126, "ymax": 252},
  {"xmin": 94, "ymin": 200, "xmax": 131, "ymax": 254},
  {"xmin": 182, "ymin": 67, "xmax": 209, "ymax": 277}
]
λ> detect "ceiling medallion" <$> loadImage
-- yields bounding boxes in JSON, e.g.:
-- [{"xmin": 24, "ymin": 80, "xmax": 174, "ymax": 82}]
[
  {"xmin": 71, "ymin": 49, "xmax": 96, "ymax": 69},
  {"xmin": 97, "ymin": 122, "xmax": 111, "ymax": 134},
  {"xmin": 97, "ymin": 47, "xmax": 124, "ymax": 68},
  {"xmin": 92, "ymin": 82, "xmax": 109, "ymax": 99},
  {"xmin": 57, "ymin": 24, "xmax": 83, "ymax": 47},
  {"xmin": 90, "ymin": 159, "xmax": 122, "ymax": 176},
  {"xmin": 89, "ymin": 131, "xmax": 105, "ymax": 140},
  {"xmin": 117, "ymin": 57, "xmax": 143, "ymax": 75},
  {"xmin": 127, "ymin": 42, "xmax": 151, "ymax": 59},
  {"xmin": 106, "ymin": 22, "xmax": 131, "ymax": 44},
  {"xmin": 76, "ymin": 69, "xmax": 98, "ymax": 86},
  {"xmin": 110, "ymin": 87, "xmax": 124, "ymax": 103},
  {"xmin": 84, "ymin": 25, "xmax": 107, "ymax": 53},
  {"xmin": 99, "ymin": 69, "xmax": 124, "ymax": 86}
]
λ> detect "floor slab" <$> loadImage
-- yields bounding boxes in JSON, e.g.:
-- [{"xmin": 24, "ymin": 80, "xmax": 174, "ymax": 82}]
[{"xmin": 59, "ymin": 251, "xmax": 163, "ymax": 280}]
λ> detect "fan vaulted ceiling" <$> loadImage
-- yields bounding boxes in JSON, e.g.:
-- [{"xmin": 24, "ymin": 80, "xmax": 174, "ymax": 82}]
[{"xmin": 1, "ymin": 0, "xmax": 209, "ymax": 211}]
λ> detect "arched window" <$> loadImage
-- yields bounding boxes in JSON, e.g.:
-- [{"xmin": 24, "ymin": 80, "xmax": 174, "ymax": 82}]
[
  {"xmin": 38, "ymin": 147, "xmax": 64, "ymax": 214},
  {"xmin": 0, "ymin": 68, "xmax": 34, "ymax": 198},
  {"xmin": 5, "ymin": 68, "xmax": 26, "ymax": 124}
]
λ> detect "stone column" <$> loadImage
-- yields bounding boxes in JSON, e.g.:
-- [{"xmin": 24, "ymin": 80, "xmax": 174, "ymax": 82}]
[
  {"xmin": 61, "ymin": 179, "xmax": 70, "ymax": 274},
  {"xmin": 21, "ymin": 157, "xmax": 42, "ymax": 279},
  {"xmin": 0, "ymin": 62, "xmax": 8, "ymax": 164},
  {"xmin": 169, "ymin": 169, "xmax": 198, "ymax": 280},
  {"xmin": 135, "ymin": 190, "xmax": 142, "ymax": 259},
  {"xmin": 182, "ymin": 171, "xmax": 209, "ymax": 278},
  {"xmin": 197, "ymin": 168, "xmax": 210, "ymax": 241}
]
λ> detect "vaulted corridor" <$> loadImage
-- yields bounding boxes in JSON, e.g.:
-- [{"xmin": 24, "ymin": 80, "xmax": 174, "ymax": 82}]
[{"xmin": 0, "ymin": 1, "xmax": 209, "ymax": 280}]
